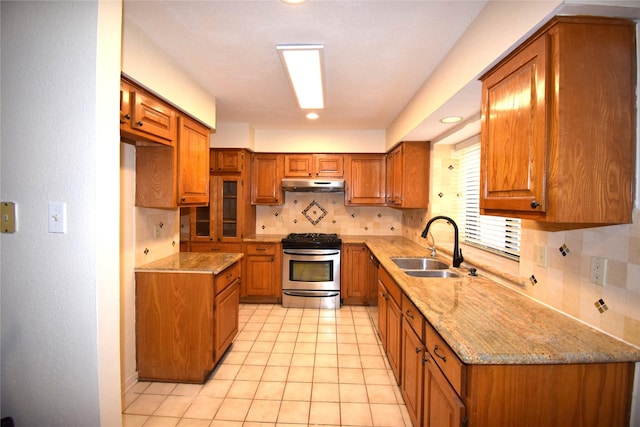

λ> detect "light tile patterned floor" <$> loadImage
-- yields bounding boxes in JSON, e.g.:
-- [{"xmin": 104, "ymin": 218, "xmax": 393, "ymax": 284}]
[{"xmin": 122, "ymin": 304, "xmax": 412, "ymax": 427}]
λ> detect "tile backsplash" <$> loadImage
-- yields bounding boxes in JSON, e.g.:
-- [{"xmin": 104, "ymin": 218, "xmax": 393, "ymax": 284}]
[
  {"xmin": 256, "ymin": 192, "xmax": 402, "ymax": 235},
  {"xmin": 407, "ymin": 141, "xmax": 640, "ymax": 348},
  {"xmin": 134, "ymin": 207, "xmax": 180, "ymax": 266},
  {"xmin": 515, "ymin": 212, "xmax": 640, "ymax": 347}
]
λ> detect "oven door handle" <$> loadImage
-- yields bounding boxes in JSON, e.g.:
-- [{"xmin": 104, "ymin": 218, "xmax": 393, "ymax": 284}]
[
  {"xmin": 283, "ymin": 249, "xmax": 340, "ymax": 256},
  {"xmin": 283, "ymin": 290, "xmax": 341, "ymax": 298}
]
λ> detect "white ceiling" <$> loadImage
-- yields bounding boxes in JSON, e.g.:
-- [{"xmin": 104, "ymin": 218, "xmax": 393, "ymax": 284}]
[
  {"xmin": 123, "ymin": 1, "xmax": 640, "ymax": 144},
  {"xmin": 123, "ymin": 0, "xmax": 487, "ymax": 140}
]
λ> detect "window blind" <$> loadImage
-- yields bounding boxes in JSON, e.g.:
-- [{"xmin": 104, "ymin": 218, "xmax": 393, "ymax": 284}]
[{"xmin": 454, "ymin": 141, "xmax": 521, "ymax": 260}]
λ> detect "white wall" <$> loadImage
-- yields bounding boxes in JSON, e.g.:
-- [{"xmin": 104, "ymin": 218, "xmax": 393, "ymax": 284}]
[
  {"xmin": 211, "ymin": 123, "xmax": 256, "ymax": 150},
  {"xmin": 1, "ymin": 1, "xmax": 122, "ymax": 425},
  {"xmin": 254, "ymin": 129, "xmax": 386, "ymax": 153},
  {"xmin": 386, "ymin": 0, "xmax": 562, "ymax": 148},
  {"xmin": 122, "ymin": 17, "xmax": 217, "ymax": 130}
]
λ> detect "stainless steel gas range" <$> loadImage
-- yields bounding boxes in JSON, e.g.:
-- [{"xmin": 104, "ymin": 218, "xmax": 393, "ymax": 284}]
[{"xmin": 281, "ymin": 233, "xmax": 341, "ymax": 309}]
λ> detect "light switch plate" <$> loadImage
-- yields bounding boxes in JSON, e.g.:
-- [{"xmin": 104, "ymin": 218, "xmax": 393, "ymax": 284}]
[
  {"xmin": 1, "ymin": 202, "xmax": 16, "ymax": 233},
  {"xmin": 48, "ymin": 201, "xmax": 67, "ymax": 234}
]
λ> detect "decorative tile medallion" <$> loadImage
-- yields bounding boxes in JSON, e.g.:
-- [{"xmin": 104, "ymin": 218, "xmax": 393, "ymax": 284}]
[
  {"xmin": 302, "ymin": 200, "xmax": 328, "ymax": 225},
  {"xmin": 559, "ymin": 243, "xmax": 570, "ymax": 256},
  {"xmin": 595, "ymin": 298, "xmax": 608, "ymax": 313},
  {"xmin": 529, "ymin": 275, "xmax": 537, "ymax": 286}
]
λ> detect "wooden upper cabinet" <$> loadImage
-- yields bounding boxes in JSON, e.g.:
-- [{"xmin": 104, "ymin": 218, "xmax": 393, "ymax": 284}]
[
  {"xmin": 126, "ymin": 77, "xmax": 211, "ymax": 209},
  {"xmin": 251, "ymin": 153, "xmax": 284, "ymax": 205},
  {"xmin": 480, "ymin": 16, "xmax": 635, "ymax": 224},
  {"xmin": 212, "ymin": 149, "xmax": 245, "ymax": 173},
  {"xmin": 385, "ymin": 141, "xmax": 430, "ymax": 208},
  {"xmin": 120, "ymin": 79, "xmax": 176, "ymax": 146},
  {"xmin": 120, "ymin": 80, "xmax": 131, "ymax": 126},
  {"xmin": 177, "ymin": 116, "xmax": 210, "ymax": 205},
  {"xmin": 344, "ymin": 154, "xmax": 386, "ymax": 205},
  {"xmin": 284, "ymin": 154, "xmax": 344, "ymax": 178}
]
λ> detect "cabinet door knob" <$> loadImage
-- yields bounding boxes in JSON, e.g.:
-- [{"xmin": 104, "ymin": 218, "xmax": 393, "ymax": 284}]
[
  {"xmin": 136, "ymin": 121, "xmax": 143, "ymax": 126},
  {"xmin": 415, "ymin": 347, "xmax": 421, "ymax": 354},
  {"xmin": 531, "ymin": 200, "xmax": 540, "ymax": 209},
  {"xmin": 124, "ymin": 114, "xmax": 131, "ymax": 120}
]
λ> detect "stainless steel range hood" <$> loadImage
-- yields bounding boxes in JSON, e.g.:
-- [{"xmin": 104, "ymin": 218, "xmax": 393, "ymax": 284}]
[{"xmin": 281, "ymin": 178, "xmax": 345, "ymax": 193}]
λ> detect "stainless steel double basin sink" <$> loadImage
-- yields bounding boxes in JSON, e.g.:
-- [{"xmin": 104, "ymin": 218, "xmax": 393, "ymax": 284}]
[{"xmin": 390, "ymin": 257, "xmax": 461, "ymax": 279}]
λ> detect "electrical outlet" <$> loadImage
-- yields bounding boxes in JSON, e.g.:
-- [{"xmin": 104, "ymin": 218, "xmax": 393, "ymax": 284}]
[
  {"xmin": 535, "ymin": 246, "xmax": 547, "ymax": 268},
  {"xmin": 590, "ymin": 256, "xmax": 607, "ymax": 286}
]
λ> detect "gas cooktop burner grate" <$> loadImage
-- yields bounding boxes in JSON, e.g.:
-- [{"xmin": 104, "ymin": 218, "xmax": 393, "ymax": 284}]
[{"xmin": 281, "ymin": 233, "xmax": 342, "ymax": 249}]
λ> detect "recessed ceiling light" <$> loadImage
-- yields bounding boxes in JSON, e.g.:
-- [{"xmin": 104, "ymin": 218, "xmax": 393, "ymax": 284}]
[
  {"xmin": 306, "ymin": 112, "xmax": 319, "ymax": 120},
  {"xmin": 440, "ymin": 116, "xmax": 463, "ymax": 124},
  {"xmin": 277, "ymin": 44, "xmax": 325, "ymax": 110}
]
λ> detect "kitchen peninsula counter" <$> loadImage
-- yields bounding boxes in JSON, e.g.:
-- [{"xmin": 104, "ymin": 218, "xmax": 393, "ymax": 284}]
[
  {"xmin": 135, "ymin": 251, "xmax": 243, "ymax": 274},
  {"xmin": 358, "ymin": 236, "xmax": 640, "ymax": 365},
  {"xmin": 242, "ymin": 234, "xmax": 640, "ymax": 364},
  {"xmin": 135, "ymin": 251, "xmax": 243, "ymax": 383}
]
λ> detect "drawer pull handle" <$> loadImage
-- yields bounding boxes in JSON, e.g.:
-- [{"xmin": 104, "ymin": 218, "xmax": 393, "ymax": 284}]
[
  {"xmin": 405, "ymin": 310, "xmax": 414, "ymax": 319},
  {"xmin": 433, "ymin": 345, "xmax": 447, "ymax": 362},
  {"xmin": 256, "ymin": 248, "xmax": 266, "ymax": 252}
]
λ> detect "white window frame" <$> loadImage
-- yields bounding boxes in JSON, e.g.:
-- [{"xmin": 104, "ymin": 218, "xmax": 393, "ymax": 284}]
[{"xmin": 453, "ymin": 137, "xmax": 521, "ymax": 261}]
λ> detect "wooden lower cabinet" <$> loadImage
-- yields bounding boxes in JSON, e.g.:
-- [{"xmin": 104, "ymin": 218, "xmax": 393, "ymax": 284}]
[
  {"xmin": 424, "ymin": 354, "xmax": 465, "ymax": 427},
  {"xmin": 378, "ymin": 267, "xmax": 402, "ymax": 383},
  {"xmin": 402, "ymin": 318, "xmax": 425, "ymax": 427},
  {"xmin": 464, "ymin": 363, "xmax": 634, "ymax": 427},
  {"xmin": 377, "ymin": 282, "xmax": 388, "ymax": 347},
  {"xmin": 341, "ymin": 243, "xmax": 370, "ymax": 305},
  {"xmin": 214, "ymin": 276, "xmax": 240, "ymax": 364},
  {"xmin": 376, "ymin": 272, "xmax": 634, "ymax": 427},
  {"xmin": 135, "ymin": 261, "xmax": 240, "ymax": 383},
  {"xmin": 242, "ymin": 242, "xmax": 282, "ymax": 303}
]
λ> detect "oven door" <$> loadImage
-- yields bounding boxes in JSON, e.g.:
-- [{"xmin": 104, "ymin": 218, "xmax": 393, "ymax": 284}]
[{"xmin": 282, "ymin": 249, "xmax": 340, "ymax": 291}]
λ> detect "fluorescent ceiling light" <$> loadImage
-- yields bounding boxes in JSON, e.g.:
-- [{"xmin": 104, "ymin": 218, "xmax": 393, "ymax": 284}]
[{"xmin": 277, "ymin": 44, "xmax": 325, "ymax": 109}]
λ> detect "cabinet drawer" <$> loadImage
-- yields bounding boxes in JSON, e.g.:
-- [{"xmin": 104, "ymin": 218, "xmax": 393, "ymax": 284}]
[
  {"xmin": 245, "ymin": 243, "xmax": 277, "ymax": 256},
  {"xmin": 378, "ymin": 266, "xmax": 401, "ymax": 306},
  {"xmin": 215, "ymin": 262, "xmax": 240, "ymax": 295},
  {"xmin": 190, "ymin": 242, "xmax": 243, "ymax": 253},
  {"xmin": 401, "ymin": 294, "xmax": 424, "ymax": 341},
  {"xmin": 425, "ymin": 322, "xmax": 465, "ymax": 397}
]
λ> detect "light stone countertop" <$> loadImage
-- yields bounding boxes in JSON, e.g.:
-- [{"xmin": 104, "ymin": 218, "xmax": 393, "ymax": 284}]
[
  {"xmin": 243, "ymin": 234, "xmax": 286, "ymax": 243},
  {"xmin": 243, "ymin": 234, "xmax": 640, "ymax": 364},
  {"xmin": 358, "ymin": 236, "xmax": 640, "ymax": 365},
  {"xmin": 135, "ymin": 252, "xmax": 243, "ymax": 275}
]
